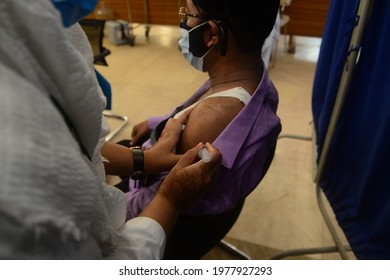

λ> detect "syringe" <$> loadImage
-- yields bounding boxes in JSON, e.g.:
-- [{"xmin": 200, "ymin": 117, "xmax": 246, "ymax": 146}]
[{"xmin": 198, "ymin": 144, "xmax": 212, "ymax": 163}]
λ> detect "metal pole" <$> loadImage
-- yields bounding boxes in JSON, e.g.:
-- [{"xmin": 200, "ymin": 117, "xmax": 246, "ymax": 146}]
[
  {"xmin": 144, "ymin": 0, "xmax": 150, "ymax": 24},
  {"xmin": 144, "ymin": 0, "xmax": 150, "ymax": 37},
  {"xmin": 126, "ymin": 0, "xmax": 132, "ymax": 23}
]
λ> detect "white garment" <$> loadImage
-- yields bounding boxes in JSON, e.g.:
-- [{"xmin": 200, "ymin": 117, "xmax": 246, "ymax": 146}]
[
  {"xmin": 0, "ymin": 0, "xmax": 164, "ymax": 259},
  {"xmin": 262, "ymin": 11, "xmax": 281, "ymax": 69},
  {"xmin": 173, "ymin": 87, "xmax": 252, "ymax": 119}
]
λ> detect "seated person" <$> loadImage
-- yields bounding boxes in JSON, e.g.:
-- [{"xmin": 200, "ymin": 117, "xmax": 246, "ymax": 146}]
[{"xmin": 104, "ymin": 0, "xmax": 282, "ymax": 220}]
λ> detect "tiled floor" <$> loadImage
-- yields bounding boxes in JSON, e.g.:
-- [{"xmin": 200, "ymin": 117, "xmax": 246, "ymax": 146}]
[{"xmin": 97, "ymin": 24, "xmax": 354, "ymax": 260}]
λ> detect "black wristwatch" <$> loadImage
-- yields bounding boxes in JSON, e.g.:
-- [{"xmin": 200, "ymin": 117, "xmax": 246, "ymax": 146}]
[{"xmin": 130, "ymin": 147, "xmax": 145, "ymax": 180}]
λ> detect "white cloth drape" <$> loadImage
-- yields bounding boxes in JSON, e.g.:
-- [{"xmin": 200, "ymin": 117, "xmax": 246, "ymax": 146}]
[{"xmin": 0, "ymin": 0, "xmax": 165, "ymax": 259}]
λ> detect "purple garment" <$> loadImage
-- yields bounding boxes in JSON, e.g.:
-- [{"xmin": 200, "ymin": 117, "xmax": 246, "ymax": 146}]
[{"xmin": 126, "ymin": 70, "xmax": 281, "ymax": 220}]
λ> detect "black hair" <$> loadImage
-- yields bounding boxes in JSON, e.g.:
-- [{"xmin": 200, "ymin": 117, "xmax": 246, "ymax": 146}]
[{"xmin": 192, "ymin": 0, "xmax": 281, "ymax": 54}]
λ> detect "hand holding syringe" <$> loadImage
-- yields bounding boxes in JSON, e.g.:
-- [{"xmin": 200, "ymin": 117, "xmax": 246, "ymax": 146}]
[{"xmin": 198, "ymin": 144, "xmax": 212, "ymax": 163}]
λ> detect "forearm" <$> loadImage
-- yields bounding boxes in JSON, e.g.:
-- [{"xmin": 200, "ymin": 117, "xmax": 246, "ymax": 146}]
[
  {"xmin": 102, "ymin": 142, "xmax": 179, "ymax": 176},
  {"xmin": 103, "ymin": 113, "xmax": 189, "ymax": 176},
  {"xmin": 139, "ymin": 193, "xmax": 179, "ymax": 237},
  {"xmin": 101, "ymin": 141, "xmax": 133, "ymax": 176}
]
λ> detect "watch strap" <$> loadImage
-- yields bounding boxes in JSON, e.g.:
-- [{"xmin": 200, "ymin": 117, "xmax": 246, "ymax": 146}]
[{"xmin": 131, "ymin": 147, "xmax": 145, "ymax": 180}]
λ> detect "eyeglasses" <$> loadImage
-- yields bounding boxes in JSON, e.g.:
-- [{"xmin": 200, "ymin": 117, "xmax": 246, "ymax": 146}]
[{"xmin": 179, "ymin": 6, "xmax": 208, "ymax": 22}]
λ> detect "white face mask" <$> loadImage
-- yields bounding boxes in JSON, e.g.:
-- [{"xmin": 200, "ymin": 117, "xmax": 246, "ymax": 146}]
[{"xmin": 178, "ymin": 21, "xmax": 215, "ymax": 72}]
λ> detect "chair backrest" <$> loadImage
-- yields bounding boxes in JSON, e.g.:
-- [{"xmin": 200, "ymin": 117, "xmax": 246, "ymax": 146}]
[
  {"xmin": 79, "ymin": 18, "xmax": 111, "ymax": 66},
  {"xmin": 163, "ymin": 198, "xmax": 246, "ymax": 259}
]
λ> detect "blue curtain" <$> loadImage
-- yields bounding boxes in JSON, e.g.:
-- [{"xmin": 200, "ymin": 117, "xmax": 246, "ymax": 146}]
[{"xmin": 312, "ymin": 0, "xmax": 390, "ymax": 259}]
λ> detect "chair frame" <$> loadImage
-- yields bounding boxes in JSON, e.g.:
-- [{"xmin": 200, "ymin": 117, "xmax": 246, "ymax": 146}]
[{"xmin": 79, "ymin": 18, "xmax": 111, "ymax": 66}]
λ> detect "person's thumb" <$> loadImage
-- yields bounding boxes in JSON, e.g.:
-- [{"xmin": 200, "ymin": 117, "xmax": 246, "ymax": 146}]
[{"xmin": 172, "ymin": 143, "xmax": 203, "ymax": 170}]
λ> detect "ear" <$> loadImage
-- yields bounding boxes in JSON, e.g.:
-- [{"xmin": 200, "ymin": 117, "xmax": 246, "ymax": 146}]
[{"xmin": 205, "ymin": 20, "xmax": 222, "ymax": 48}]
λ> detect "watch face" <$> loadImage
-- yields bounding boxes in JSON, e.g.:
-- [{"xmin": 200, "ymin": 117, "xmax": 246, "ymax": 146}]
[{"xmin": 131, "ymin": 171, "xmax": 145, "ymax": 181}]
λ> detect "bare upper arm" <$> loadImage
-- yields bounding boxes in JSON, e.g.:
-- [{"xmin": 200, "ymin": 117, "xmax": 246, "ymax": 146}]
[{"xmin": 177, "ymin": 97, "xmax": 245, "ymax": 153}]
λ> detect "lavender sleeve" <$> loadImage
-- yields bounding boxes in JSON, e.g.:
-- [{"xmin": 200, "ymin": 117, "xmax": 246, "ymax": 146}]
[{"xmin": 148, "ymin": 115, "xmax": 169, "ymax": 130}]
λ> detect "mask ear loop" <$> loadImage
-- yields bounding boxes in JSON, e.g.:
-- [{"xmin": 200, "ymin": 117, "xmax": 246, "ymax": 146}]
[{"xmin": 218, "ymin": 21, "xmax": 228, "ymax": 56}]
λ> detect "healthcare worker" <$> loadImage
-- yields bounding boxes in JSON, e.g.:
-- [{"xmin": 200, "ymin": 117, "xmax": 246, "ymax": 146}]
[{"xmin": 0, "ymin": 0, "xmax": 221, "ymax": 259}]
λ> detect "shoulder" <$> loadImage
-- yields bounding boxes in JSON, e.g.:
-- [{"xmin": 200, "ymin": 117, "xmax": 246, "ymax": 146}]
[
  {"xmin": 178, "ymin": 97, "xmax": 244, "ymax": 151},
  {"xmin": 193, "ymin": 96, "xmax": 244, "ymax": 122}
]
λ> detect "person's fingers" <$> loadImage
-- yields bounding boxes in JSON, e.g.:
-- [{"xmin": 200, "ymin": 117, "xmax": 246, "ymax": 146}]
[
  {"xmin": 130, "ymin": 126, "xmax": 138, "ymax": 144},
  {"xmin": 173, "ymin": 142, "xmax": 221, "ymax": 175},
  {"xmin": 130, "ymin": 121, "xmax": 150, "ymax": 146},
  {"xmin": 159, "ymin": 116, "xmax": 188, "ymax": 149},
  {"xmin": 172, "ymin": 143, "xmax": 204, "ymax": 170},
  {"xmin": 157, "ymin": 143, "xmax": 222, "ymax": 211},
  {"xmin": 175, "ymin": 108, "xmax": 192, "ymax": 125},
  {"xmin": 204, "ymin": 142, "xmax": 221, "ymax": 162},
  {"xmin": 162, "ymin": 109, "xmax": 192, "ymax": 137},
  {"xmin": 163, "ymin": 118, "xmax": 182, "ymax": 135},
  {"xmin": 195, "ymin": 142, "xmax": 221, "ymax": 171},
  {"xmin": 130, "ymin": 134, "xmax": 139, "ymax": 146}
]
